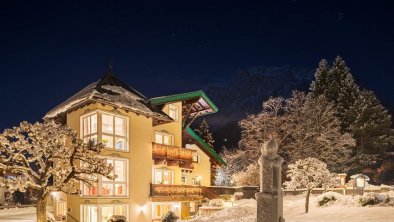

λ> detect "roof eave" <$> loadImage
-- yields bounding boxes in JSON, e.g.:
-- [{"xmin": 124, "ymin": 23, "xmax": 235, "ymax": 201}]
[
  {"xmin": 150, "ymin": 90, "xmax": 218, "ymax": 113},
  {"xmin": 185, "ymin": 127, "xmax": 226, "ymax": 166}
]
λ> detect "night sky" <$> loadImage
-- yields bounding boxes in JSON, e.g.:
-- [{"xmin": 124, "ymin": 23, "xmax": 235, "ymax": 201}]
[{"xmin": 1, "ymin": 0, "xmax": 394, "ymax": 130}]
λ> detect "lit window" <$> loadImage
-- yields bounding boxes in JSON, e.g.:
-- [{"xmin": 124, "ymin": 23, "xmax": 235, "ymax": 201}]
[
  {"xmin": 192, "ymin": 154, "xmax": 200, "ymax": 163},
  {"xmin": 81, "ymin": 158, "xmax": 128, "ymax": 197},
  {"xmin": 154, "ymin": 168, "xmax": 173, "ymax": 185},
  {"xmin": 154, "ymin": 132, "xmax": 173, "ymax": 146},
  {"xmin": 181, "ymin": 175, "xmax": 187, "ymax": 185},
  {"xmin": 168, "ymin": 104, "xmax": 179, "ymax": 121},
  {"xmin": 82, "ymin": 204, "xmax": 128, "ymax": 222},
  {"xmin": 101, "ymin": 114, "xmax": 127, "ymax": 151},
  {"xmin": 82, "ymin": 114, "xmax": 98, "ymax": 144},
  {"xmin": 81, "ymin": 112, "xmax": 128, "ymax": 151},
  {"xmin": 152, "ymin": 203, "xmax": 180, "ymax": 220},
  {"xmin": 192, "ymin": 177, "xmax": 201, "ymax": 186}
]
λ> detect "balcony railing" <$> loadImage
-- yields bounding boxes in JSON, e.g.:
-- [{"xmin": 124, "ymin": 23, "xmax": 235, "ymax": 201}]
[
  {"xmin": 152, "ymin": 142, "xmax": 196, "ymax": 162},
  {"xmin": 150, "ymin": 184, "xmax": 203, "ymax": 197}
]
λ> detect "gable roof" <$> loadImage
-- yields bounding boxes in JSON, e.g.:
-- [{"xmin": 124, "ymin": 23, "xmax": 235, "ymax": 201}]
[
  {"xmin": 150, "ymin": 90, "xmax": 218, "ymax": 112},
  {"xmin": 150, "ymin": 90, "xmax": 218, "ymax": 129},
  {"xmin": 185, "ymin": 127, "xmax": 226, "ymax": 166},
  {"xmin": 44, "ymin": 73, "xmax": 172, "ymax": 122}
]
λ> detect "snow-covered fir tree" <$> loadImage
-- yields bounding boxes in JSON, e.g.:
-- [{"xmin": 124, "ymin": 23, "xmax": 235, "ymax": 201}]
[
  {"xmin": 310, "ymin": 56, "xmax": 360, "ymax": 131},
  {"xmin": 349, "ymin": 90, "xmax": 394, "ymax": 171},
  {"xmin": 214, "ymin": 167, "xmax": 232, "ymax": 186},
  {"xmin": 195, "ymin": 118, "xmax": 215, "ymax": 149},
  {"xmin": 310, "ymin": 56, "xmax": 394, "ymax": 176},
  {"xmin": 0, "ymin": 121, "xmax": 114, "ymax": 222},
  {"xmin": 284, "ymin": 157, "xmax": 336, "ymax": 213}
]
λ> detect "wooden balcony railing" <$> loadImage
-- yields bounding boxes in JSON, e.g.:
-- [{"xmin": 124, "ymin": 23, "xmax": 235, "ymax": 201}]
[
  {"xmin": 150, "ymin": 184, "xmax": 203, "ymax": 197},
  {"xmin": 152, "ymin": 142, "xmax": 196, "ymax": 162}
]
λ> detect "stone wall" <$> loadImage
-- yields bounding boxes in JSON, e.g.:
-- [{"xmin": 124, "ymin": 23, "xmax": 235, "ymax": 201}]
[{"xmin": 202, "ymin": 186, "xmax": 259, "ymax": 200}]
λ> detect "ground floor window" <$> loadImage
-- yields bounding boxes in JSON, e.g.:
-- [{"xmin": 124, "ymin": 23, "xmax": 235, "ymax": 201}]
[
  {"xmin": 81, "ymin": 204, "xmax": 128, "ymax": 222},
  {"xmin": 152, "ymin": 202, "xmax": 180, "ymax": 220}
]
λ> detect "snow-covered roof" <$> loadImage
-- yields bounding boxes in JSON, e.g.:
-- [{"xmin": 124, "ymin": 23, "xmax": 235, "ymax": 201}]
[
  {"xmin": 350, "ymin": 174, "xmax": 370, "ymax": 180},
  {"xmin": 44, "ymin": 73, "xmax": 172, "ymax": 122}
]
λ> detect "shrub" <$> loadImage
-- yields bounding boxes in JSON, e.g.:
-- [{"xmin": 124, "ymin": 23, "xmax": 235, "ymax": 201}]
[
  {"xmin": 162, "ymin": 211, "xmax": 179, "ymax": 222},
  {"xmin": 318, "ymin": 196, "xmax": 337, "ymax": 206},
  {"xmin": 359, "ymin": 196, "xmax": 382, "ymax": 206},
  {"xmin": 107, "ymin": 215, "xmax": 127, "ymax": 222},
  {"xmin": 209, "ymin": 199, "xmax": 225, "ymax": 207},
  {"xmin": 317, "ymin": 191, "xmax": 342, "ymax": 207}
]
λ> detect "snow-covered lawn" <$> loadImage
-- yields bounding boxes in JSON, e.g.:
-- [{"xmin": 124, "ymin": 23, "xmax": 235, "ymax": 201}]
[
  {"xmin": 187, "ymin": 193, "xmax": 394, "ymax": 222},
  {"xmin": 0, "ymin": 206, "xmax": 54, "ymax": 222},
  {"xmin": 0, "ymin": 207, "xmax": 36, "ymax": 222}
]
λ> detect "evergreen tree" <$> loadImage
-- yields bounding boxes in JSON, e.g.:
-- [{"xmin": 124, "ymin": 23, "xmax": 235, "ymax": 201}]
[
  {"xmin": 310, "ymin": 59, "xmax": 330, "ymax": 96},
  {"xmin": 349, "ymin": 90, "xmax": 394, "ymax": 171},
  {"xmin": 310, "ymin": 56, "xmax": 360, "ymax": 131},
  {"xmin": 310, "ymin": 56, "xmax": 394, "ymax": 177},
  {"xmin": 195, "ymin": 118, "xmax": 216, "ymax": 149}
]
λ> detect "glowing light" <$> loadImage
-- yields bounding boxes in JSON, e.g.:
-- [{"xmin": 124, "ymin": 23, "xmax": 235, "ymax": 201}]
[{"xmin": 138, "ymin": 205, "xmax": 147, "ymax": 214}]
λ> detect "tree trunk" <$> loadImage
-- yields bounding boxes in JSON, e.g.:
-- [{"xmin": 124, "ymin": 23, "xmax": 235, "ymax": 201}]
[
  {"xmin": 36, "ymin": 194, "xmax": 48, "ymax": 222},
  {"xmin": 305, "ymin": 189, "xmax": 311, "ymax": 213}
]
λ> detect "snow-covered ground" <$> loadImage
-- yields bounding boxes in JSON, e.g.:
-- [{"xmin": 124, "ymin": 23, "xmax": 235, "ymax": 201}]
[
  {"xmin": 187, "ymin": 192, "xmax": 394, "ymax": 222},
  {"xmin": 0, "ymin": 206, "xmax": 54, "ymax": 222},
  {"xmin": 1, "ymin": 193, "xmax": 393, "ymax": 222},
  {"xmin": 0, "ymin": 207, "xmax": 36, "ymax": 222}
]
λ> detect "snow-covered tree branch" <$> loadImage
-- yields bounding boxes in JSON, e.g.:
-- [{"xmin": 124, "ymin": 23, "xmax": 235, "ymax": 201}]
[
  {"xmin": 284, "ymin": 157, "xmax": 336, "ymax": 213},
  {"xmin": 0, "ymin": 121, "xmax": 114, "ymax": 222}
]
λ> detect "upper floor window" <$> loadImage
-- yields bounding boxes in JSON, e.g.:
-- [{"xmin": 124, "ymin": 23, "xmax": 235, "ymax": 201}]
[
  {"xmin": 192, "ymin": 153, "xmax": 201, "ymax": 163},
  {"xmin": 154, "ymin": 131, "xmax": 174, "ymax": 146},
  {"xmin": 168, "ymin": 104, "xmax": 179, "ymax": 121},
  {"xmin": 102, "ymin": 114, "xmax": 127, "ymax": 150},
  {"xmin": 81, "ymin": 111, "xmax": 128, "ymax": 151},
  {"xmin": 82, "ymin": 113, "xmax": 98, "ymax": 144}
]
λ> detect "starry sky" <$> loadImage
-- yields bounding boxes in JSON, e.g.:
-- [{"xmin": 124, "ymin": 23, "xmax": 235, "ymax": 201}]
[{"xmin": 1, "ymin": 0, "xmax": 394, "ymax": 130}]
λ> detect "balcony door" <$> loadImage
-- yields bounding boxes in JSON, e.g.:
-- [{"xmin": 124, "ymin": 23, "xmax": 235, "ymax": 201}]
[{"xmin": 154, "ymin": 168, "xmax": 174, "ymax": 185}]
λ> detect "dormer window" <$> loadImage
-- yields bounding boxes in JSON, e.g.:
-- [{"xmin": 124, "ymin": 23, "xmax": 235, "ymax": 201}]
[
  {"xmin": 168, "ymin": 104, "xmax": 179, "ymax": 121},
  {"xmin": 81, "ymin": 111, "xmax": 128, "ymax": 151}
]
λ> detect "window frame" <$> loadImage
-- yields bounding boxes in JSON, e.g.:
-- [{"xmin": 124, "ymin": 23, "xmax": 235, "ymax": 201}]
[
  {"xmin": 81, "ymin": 110, "xmax": 129, "ymax": 152},
  {"xmin": 81, "ymin": 204, "xmax": 129, "ymax": 222},
  {"xmin": 192, "ymin": 153, "xmax": 201, "ymax": 163},
  {"xmin": 154, "ymin": 131, "xmax": 174, "ymax": 146},
  {"xmin": 153, "ymin": 168, "xmax": 174, "ymax": 185},
  {"xmin": 152, "ymin": 203, "xmax": 180, "ymax": 220},
  {"xmin": 80, "ymin": 157, "xmax": 129, "ymax": 198},
  {"xmin": 168, "ymin": 104, "xmax": 179, "ymax": 121}
]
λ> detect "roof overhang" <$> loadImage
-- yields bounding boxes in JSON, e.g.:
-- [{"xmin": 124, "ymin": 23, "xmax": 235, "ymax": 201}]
[
  {"xmin": 184, "ymin": 127, "xmax": 226, "ymax": 166},
  {"xmin": 150, "ymin": 90, "xmax": 218, "ymax": 129}
]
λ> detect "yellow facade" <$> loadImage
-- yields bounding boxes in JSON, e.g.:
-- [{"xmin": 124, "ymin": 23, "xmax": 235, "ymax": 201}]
[{"xmin": 62, "ymin": 102, "xmax": 213, "ymax": 222}]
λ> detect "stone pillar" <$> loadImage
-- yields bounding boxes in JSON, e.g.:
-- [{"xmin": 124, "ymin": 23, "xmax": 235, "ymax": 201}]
[{"xmin": 256, "ymin": 140, "xmax": 285, "ymax": 222}]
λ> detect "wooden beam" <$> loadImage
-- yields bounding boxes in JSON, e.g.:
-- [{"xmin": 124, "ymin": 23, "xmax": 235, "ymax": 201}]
[{"xmin": 182, "ymin": 103, "xmax": 195, "ymax": 128}]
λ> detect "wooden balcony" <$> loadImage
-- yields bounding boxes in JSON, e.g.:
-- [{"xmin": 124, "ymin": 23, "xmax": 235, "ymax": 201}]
[
  {"xmin": 152, "ymin": 143, "xmax": 196, "ymax": 168},
  {"xmin": 150, "ymin": 184, "xmax": 203, "ymax": 201}
]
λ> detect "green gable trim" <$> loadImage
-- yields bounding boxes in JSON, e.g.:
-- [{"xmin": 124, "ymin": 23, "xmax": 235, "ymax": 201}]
[
  {"xmin": 150, "ymin": 90, "xmax": 218, "ymax": 112},
  {"xmin": 185, "ymin": 127, "xmax": 226, "ymax": 166}
]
